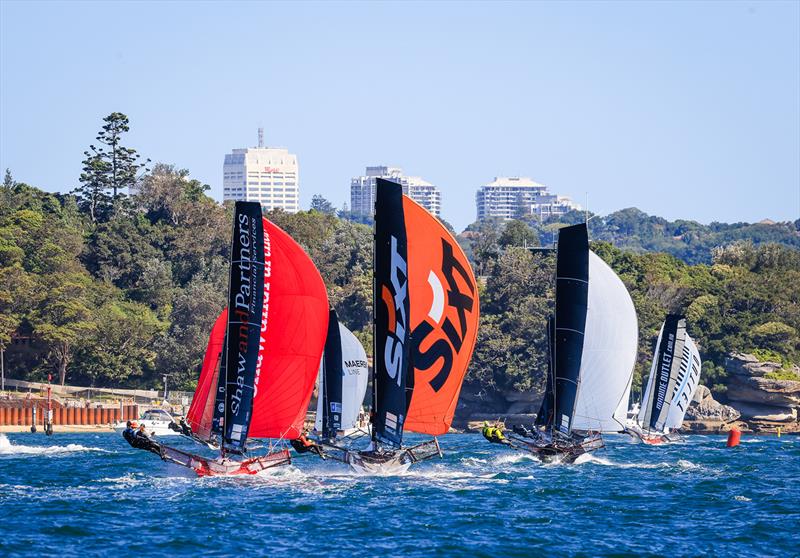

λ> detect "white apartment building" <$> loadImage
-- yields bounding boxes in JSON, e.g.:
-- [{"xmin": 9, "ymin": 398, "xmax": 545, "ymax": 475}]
[
  {"xmin": 351, "ymin": 166, "xmax": 441, "ymax": 217},
  {"xmin": 222, "ymin": 136, "xmax": 299, "ymax": 212},
  {"xmin": 476, "ymin": 176, "xmax": 578, "ymax": 221}
]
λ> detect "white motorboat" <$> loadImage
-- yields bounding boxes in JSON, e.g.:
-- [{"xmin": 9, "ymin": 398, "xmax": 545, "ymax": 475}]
[{"xmin": 113, "ymin": 408, "xmax": 180, "ymax": 437}]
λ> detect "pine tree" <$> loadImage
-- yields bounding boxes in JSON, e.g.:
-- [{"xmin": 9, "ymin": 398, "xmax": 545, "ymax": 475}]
[
  {"xmin": 3, "ymin": 168, "xmax": 14, "ymax": 189},
  {"xmin": 75, "ymin": 112, "xmax": 149, "ymax": 222}
]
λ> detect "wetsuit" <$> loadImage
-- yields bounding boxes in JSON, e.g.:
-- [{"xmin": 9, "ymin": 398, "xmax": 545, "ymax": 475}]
[
  {"xmin": 290, "ymin": 435, "xmax": 322, "ymax": 456},
  {"xmin": 122, "ymin": 427, "xmax": 137, "ymax": 446},
  {"xmin": 132, "ymin": 429, "xmax": 162, "ymax": 456}
]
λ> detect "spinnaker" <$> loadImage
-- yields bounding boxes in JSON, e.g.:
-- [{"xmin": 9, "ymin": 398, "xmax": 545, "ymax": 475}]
[{"xmin": 129, "ymin": 202, "xmax": 329, "ymax": 476}]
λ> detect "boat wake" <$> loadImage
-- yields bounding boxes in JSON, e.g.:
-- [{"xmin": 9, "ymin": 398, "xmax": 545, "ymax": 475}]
[
  {"xmin": 493, "ymin": 452, "xmax": 537, "ymax": 466},
  {"xmin": 0, "ymin": 434, "xmax": 110, "ymax": 457}
]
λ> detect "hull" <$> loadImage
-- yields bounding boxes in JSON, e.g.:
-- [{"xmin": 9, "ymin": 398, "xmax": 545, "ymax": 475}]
[
  {"xmin": 160, "ymin": 444, "xmax": 291, "ymax": 477},
  {"xmin": 506, "ymin": 432, "xmax": 604, "ymax": 464},
  {"xmin": 624, "ymin": 426, "xmax": 682, "ymax": 445},
  {"xmin": 320, "ymin": 438, "xmax": 442, "ymax": 475}
]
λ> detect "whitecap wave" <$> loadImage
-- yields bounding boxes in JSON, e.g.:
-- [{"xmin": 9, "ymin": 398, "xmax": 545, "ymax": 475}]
[
  {"xmin": 493, "ymin": 452, "xmax": 536, "ymax": 465},
  {"xmin": 0, "ymin": 433, "xmax": 110, "ymax": 456}
]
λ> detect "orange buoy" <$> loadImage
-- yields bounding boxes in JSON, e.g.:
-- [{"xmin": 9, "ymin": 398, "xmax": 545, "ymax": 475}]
[{"xmin": 727, "ymin": 427, "xmax": 741, "ymax": 447}]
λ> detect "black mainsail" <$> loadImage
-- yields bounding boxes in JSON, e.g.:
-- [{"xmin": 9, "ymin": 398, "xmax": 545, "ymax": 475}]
[
  {"xmin": 372, "ymin": 180, "xmax": 411, "ymax": 449},
  {"xmin": 321, "ymin": 308, "xmax": 345, "ymax": 440},
  {"xmin": 551, "ymin": 223, "xmax": 589, "ymax": 435},
  {"xmin": 221, "ymin": 201, "xmax": 265, "ymax": 454},
  {"xmin": 635, "ymin": 315, "xmax": 702, "ymax": 437}
]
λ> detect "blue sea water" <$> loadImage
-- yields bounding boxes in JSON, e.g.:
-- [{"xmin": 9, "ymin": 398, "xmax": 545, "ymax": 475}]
[{"xmin": 0, "ymin": 432, "xmax": 798, "ymax": 557}]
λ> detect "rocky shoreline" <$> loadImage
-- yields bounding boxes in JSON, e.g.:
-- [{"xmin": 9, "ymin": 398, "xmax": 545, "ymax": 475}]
[{"xmin": 454, "ymin": 352, "xmax": 800, "ymax": 435}]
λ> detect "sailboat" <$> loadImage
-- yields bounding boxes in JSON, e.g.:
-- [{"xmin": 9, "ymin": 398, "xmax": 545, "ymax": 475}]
[
  {"xmin": 155, "ymin": 201, "xmax": 330, "ymax": 476},
  {"xmin": 625, "ymin": 315, "xmax": 702, "ymax": 444},
  {"xmin": 503, "ymin": 223, "xmax": 638, "ymax": 463},
  {"xmin": 310, "ymin": 308, "xmax": 370, "ymax": 449},
  {"xmin": 337, "ymin": 178, "xmax": 480, "ymax": 474}
]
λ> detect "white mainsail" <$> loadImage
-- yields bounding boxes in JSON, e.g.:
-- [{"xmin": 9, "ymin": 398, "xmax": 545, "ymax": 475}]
[
  {"xmin": 571, "ymin": 251, "xmax": 638, "ymax": 433},
  {"xmin": 315, "ymin": 322, "xmax": 369, "ymax": 433}
]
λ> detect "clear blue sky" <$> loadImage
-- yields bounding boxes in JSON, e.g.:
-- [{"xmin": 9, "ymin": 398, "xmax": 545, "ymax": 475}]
[{"xmin": 1, "ymin": 0, "xmax": 798, "ymax": 230}]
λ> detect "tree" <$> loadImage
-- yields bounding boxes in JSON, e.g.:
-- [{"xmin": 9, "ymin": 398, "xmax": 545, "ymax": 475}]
[
  {"xmin": 29, "ymin": 272, "xmax": 97, "ymax": 385},
  {"xmin": 310, "ymin": 194, "xmax": 336, "ymax": 215},
  {"xmin": 75, "ymin": 112, "xmax": 149, "ymax": 222},
  {"xmin": 498, "ymin": 219, "xmax": 537, "ymax": 249},
  {"xmin": 3, "ymin": 168, "xmax": 13, "ymax": 189}
]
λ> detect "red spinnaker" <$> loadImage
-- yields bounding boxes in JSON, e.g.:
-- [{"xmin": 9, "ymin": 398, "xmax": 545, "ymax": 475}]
[
  {"xmin": 248, "ymin": 218, "xmax": 329, "ymax": 440},
  {"xmin": 187, "ymin": 218, "xmax": 328, "ymax": 443},
  {"xmin": 186, "ymin": 309, "xmax": 227, "ymax": 440}
]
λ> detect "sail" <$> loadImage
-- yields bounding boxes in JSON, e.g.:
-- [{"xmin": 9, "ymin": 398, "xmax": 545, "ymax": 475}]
[
  {"xmin": 373, "ymin": 180, "xmax": 411, "ymax": 447},
  {"xmin": 638, "ymin": 316, "xmax": 677, "ymax": 432},
  {"xmin": 373, "ymin": 178, "xmax": 479, "ymax": 444},
  {"xmin": 317, "ymin": 309, "xmax": 343, "ymax": 439},
  {"xmin": 638, "ymin": 316, "xmax": 702, "ymax": 432},
  {"xmin": 535, "ymin": 316, "xmax": 556, "ymax": 427},
  {"xmin": 314, "ymin": 312, "xmax": 369, "ymax": 437},
  {"xmin": 551, "ymin": 224, "xmax": 589, "ymax": 435},
  {"xmin": 571, "ymin": 251, "xmax": 638, "ymax": 433},
  {"xmin": 221, "ymin": 202, "xmax": 266, "ymax": 453},
  {"xmin": 247, "ymin": 217, "xmax": 329, "ymax": 441},
  {"xmin": 664, "ymin": 333, "xmax": 702, "ymax": 429},
  {"xmin": 186, "ymin": 309, "xmax": 227, "ymax": 441}
]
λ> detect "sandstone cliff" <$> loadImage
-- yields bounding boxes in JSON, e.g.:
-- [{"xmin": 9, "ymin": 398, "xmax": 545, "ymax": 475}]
[{"xmin": 722, "ymin": 353, "xmax": 800, "ymax": 432}]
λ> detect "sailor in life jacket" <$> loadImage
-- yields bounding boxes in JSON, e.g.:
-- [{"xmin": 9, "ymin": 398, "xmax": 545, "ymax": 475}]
[
  {"xmin": 290, "ymin": 431, "xmax": 322, "ymax": 456},
  {"xmin": 122, "ymin": 421, "xmax": 137, "ymax": 446},
  {"xmin": 482, "ymin": 421, "xmax": 506, "ymax": 444}
]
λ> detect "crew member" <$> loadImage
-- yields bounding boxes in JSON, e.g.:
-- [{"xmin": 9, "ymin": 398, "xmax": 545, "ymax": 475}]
[
  {"xmin": 122, "ymin": 421, "xmax": 137, "ymax": 446},
  {"xmin": 290, "ymin": 431, "xmax": 322, "ymax": 457},
  {"xmin": 482, "ymin": 421, "xmax": 506, "ymax": 444},
  {"xmin": 133, "ymin": 424, "xmax": 161, "ymax": 455},
  {"xmin": 179, "ymin": 417, "xmax": 192, "ymax": 437}
]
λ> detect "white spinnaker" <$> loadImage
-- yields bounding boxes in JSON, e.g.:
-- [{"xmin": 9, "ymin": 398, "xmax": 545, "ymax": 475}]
[
  {"xmin": 314, "ymin": 322, "xmax": 369, "ymax": 433},
  {"xmin": 637, "ymin": 322, "xmax": 665, "ymax": 431},
  {"xmin": 664, "ymin": 334, "xmax": 702, "ymax": 430},
  {"xmin": 571, "ymin": 251, "xmax": 638, "ymax": 433}
]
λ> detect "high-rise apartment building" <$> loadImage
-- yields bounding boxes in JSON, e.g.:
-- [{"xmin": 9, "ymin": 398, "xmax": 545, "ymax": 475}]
[
  {"xmin": 222, "ymin": 131, "xmax": 299, "ymax": 212},
  {"xmin": 350, "ymin": 166, "xmax": 441, "ymax": 217},
  {"xmin": 476, "ymin": 176, "xmax": 577, "ymax": 221}
]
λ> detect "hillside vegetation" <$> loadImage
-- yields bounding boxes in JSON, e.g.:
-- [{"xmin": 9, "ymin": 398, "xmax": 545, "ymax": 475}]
[{"xmin": 1, "ymin": 114, "xmax": 798, "ymax": 403}]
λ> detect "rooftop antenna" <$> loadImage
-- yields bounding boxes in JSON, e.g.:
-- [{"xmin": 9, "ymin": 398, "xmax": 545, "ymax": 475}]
[{"xmin": 258, "ymin": 127, "xmax": 264, "ymax": 148}]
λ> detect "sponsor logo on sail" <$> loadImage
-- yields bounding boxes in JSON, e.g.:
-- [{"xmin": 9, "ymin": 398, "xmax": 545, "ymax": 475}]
[
  {"xmin": 381, "ymin": 236, "xmax": 408, "ymax": 387},
  {"xmin": 410, "ymin": 239, "xmax": 477, "ymax": 392}
]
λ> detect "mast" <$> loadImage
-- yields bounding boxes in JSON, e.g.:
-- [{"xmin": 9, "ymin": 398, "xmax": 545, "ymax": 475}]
[{"xmin": 371, "ymin": 192, "xmax": 378, "ymax": 444}]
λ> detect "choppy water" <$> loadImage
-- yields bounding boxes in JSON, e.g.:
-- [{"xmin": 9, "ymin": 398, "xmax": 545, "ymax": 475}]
[{"xmin": 0, "ymin": 432, "xmax": 798, "ymax": 557}]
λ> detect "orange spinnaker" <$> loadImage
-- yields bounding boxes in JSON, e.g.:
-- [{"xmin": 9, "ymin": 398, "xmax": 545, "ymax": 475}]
[{"xmin": 403, "ymin": 197, "xmax": 479, "ymax": 435}]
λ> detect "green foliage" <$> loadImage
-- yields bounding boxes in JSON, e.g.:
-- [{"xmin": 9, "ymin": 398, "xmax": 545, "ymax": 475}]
[
  {"xmin": 528, "ymin": 208, "xmax": 800, "ymax": 265},
  {"xmin": 750, "ymin": 349, "xmax": 800, "ymax": 380}
]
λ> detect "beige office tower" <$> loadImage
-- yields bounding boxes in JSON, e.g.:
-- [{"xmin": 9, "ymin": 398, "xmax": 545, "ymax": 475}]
[{"xmin": 223, "ymin": 131, "xmax": 299, "ymax": 212}]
